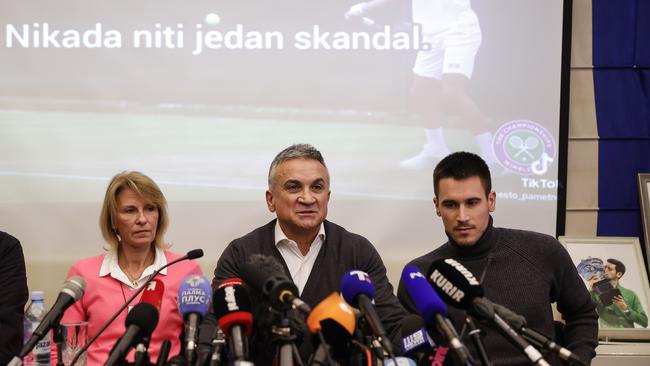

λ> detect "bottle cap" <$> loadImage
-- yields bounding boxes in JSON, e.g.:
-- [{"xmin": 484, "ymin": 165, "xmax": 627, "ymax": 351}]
[{"xmin": 31, "ymin": 291, "xmax": 45, "ymax": 301}]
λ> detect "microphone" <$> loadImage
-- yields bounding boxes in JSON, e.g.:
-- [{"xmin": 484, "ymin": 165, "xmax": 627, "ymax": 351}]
[
  {"xmin": 401, "ymin": 266, "xmax": 472, "ymax": 366},
  {"xmin": 105, "ymin": 278, "xmax": 165, "ymax": 366},
  {"xmin": 400, "ymin": 314, "xmax": 436, "ymax": 366},
  {"xmin": 20, "ymin": 276, "xmax": 87, "ymax": 357},
  {"xmin": 22, "ymin": 277, "xmax": 86, "ymax": 355},
  {"xmin": 208, "ymin": 327, "xmax": 226, "ymax": 366},
  {"xmin": 239, "ymin": 254, "xmax": 311, "ymax": 314},
  {"xmin": 213, "ymin": 279, "xmax": 254, "ymax": 362},
  {"xmin": 177, "ymin": 275, "xmax": 212, "ymax": 365},
  {"xmin": 340, "ymin": 270, "xmax": 394, "ymax": 357},
  {"xmin": 105, "ymin": 302, "xmax": 160, "ymax": 366},
  {"xmin": 155, "ymin": 340, "xmax": 172, "ymax": 366},
  {"xmin": 141, "ymin": 278, "xmax": 165, "ymax": 310},
  {"xmin": 427, "ymin": 259, "xmax": 550, "ymax": 366},
  {"xmin": 69, "ymin": 249, "xmax": 203, "ymax": 366},
  {"xmin": 465, "ymin": 317, "xmax": 492, "ymax": 366},
  {"xmin": 487, "ymin": 301, "xmax": 588, "ymax": 366},
  {"xmin": 306, "ymin": 292, "xmax": 356, "ymax": 362}
]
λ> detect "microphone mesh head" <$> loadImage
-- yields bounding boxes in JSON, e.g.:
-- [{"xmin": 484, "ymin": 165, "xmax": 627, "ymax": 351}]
[
  {"xmin": 126, "ymin": 302, "xmax": 159, "ymax": 336},
  {"xmin": 64, "ymin": 276, "xmax": 87, "ymax": 300}
]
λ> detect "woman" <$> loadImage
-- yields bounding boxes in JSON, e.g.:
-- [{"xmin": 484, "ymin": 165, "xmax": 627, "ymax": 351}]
[{"xmin": 59, "ymin": 171, "xmax": 202, "ymax": 366}]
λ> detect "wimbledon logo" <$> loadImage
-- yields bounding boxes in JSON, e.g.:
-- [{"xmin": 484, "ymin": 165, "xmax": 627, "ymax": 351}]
[{"xmin": 492, "ymin": 120, "xmax": 556, "ymax": 176}]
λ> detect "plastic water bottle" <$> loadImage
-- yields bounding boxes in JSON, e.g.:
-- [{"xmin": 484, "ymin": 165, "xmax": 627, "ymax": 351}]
[{"xmin": 23, "ymin": 291, "xmax": 51, "ymax": 366}]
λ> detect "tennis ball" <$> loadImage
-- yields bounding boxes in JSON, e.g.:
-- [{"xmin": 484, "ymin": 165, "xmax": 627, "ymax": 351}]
[{"xmin": 205, "ymin": 13, "xmax": 220, "ymax": 25}]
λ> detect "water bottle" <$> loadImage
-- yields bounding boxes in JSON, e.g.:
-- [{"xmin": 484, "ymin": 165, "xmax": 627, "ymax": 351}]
[{"xmin": 23, "ymin": 291, "xmax": 51, "ymax": 366}]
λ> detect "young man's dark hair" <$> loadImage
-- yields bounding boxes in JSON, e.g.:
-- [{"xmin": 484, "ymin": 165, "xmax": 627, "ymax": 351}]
[
  {"xmin": 607, "ymin": 258, "xmax": 626, "ymax": 276},
  {"xmin": 433, "ymin": 151, "xmax": 492, "ymax": 196}
]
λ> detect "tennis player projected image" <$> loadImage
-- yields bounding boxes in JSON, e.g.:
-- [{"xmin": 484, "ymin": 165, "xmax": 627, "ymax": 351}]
[{"xmin": 0, "ymin": 0, "xmax": 564, "ymax": 265}]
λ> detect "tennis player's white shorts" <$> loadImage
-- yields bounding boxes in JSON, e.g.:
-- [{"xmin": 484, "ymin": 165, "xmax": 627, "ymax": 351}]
[{"xmin": 413, "ymin": 20, "xmax": 482, "ymax": 80}]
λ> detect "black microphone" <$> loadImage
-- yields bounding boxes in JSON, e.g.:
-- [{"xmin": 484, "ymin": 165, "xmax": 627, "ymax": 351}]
[
  {"xmin": 69, "ymin": 249, "xmax": 203, "ymax": 366},
  {"xmin": 155, "ymin": 340, "xmax": 172, "ymax": 366},
  {"xmin": 427, "ymin": 258, "xmax": 550, "ymax": 366},
  {"xmin": 488, "ymin": 301, "xmax": 588, "ymax": 366},
  {"xmin": 213, "ymin": 279, "xmax": 254, "ymax": 362},
  {"xmin": 400, "ymin": 314, "xmax": 436, "ymax": 366},
  {"xmin": 105, "ymin": 302, "xmax": 160, "ymax": 366},
  {"xmin": 239, "ymin": 254, "xmax": 311, "ymax": 314},
  {"xmin": 340, "ymin": 270, "xmax": 394, "ymax": 357},
  {"xmin": 20, "ymin": 276, "xmax": 87, "ymax": 358}
]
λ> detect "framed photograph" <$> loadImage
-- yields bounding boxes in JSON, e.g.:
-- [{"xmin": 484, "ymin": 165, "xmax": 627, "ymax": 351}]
[
  {"xmin": 637, "ymin": 173, "xmax": 650, "ymax": 274},
  {"xmin": 559, "ymin": 236, "xmax": 650, "ymax": 341}
]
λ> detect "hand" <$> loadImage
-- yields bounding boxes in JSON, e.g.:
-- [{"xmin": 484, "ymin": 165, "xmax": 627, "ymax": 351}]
[
  {"xmin": 588, "ymin": 275, "xmax": 600, "ymax": 289},
  {"xmin": 345, "ymin": 3, "xmax": 367, "ymax": 19},
  {"xmin": 612, "ymin": 295, "xmax": 629, "ymax": 312}
]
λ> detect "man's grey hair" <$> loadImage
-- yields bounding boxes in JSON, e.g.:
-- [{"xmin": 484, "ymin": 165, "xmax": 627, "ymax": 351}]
[{"xmin": 268, "ymin": 144, "xmax": 327, "ymax": 187}]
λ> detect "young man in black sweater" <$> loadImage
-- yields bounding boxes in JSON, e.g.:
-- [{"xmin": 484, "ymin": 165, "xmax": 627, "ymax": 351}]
[{"xmin": 398, "ymin": 151, "xmax": 598, "ymax": 365}]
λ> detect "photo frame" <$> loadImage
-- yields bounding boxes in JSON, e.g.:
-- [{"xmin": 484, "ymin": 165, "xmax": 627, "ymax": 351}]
[
  {"xmin": 636, "ymin": 173, "xmax": 650, "ymax": 275},
  {"xmin": 559, "ymin": 236, "xmax": 650, "ymax": 341}
]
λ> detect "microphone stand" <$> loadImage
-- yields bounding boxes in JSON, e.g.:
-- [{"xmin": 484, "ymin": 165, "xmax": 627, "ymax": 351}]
[
  {"xmin": 272, "ymin": 310, "xmax": 304, "ymax": 366},
  {"xmin": 53, "ymin": 323, "xmax": 65, "ymax": 366},
  {"xmin": 69, "ymin": 250, "xmax": 202, "ymax": 366},
  {"xmin": 465, "ymin": 317, "xmax": 491, "ymax": 366}
]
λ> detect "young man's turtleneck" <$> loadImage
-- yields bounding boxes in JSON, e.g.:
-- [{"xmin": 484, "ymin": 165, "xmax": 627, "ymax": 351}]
[{"xmin": 445, "ymin": 215, "xmax": 497, "ymax": 259}]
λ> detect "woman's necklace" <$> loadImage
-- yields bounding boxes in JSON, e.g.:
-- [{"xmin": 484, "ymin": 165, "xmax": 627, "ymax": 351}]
[{"xmin": 119, "ymin": 249, "xmax": 154, "ymax": 287}]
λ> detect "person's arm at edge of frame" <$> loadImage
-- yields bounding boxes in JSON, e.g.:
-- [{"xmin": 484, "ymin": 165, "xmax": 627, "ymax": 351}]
[{"xmin": 0, "ymin": 233, "xmax": 29, "ymax": 366}]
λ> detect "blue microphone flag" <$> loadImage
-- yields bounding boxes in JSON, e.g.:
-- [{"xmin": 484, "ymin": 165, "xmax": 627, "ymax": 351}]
[{"xmin": 178, "ymin": 275, "xmax": 212, "ymax": 319}]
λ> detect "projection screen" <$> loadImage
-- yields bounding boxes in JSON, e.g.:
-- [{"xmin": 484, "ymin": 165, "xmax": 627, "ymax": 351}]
[{"xmin": 0, "ymin": 0, "xmax": 565, "ymax": 288}]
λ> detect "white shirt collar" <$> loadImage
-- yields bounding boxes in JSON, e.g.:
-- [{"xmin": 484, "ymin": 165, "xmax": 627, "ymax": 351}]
[
  {"xmin": 273, "ymin": 221, "xmax": 325, "ymax": 294},
  {"xmin": 99, "ymin": 246, "xmax": 167, "ymax": 289},
  {"xmin": 274, "ymin": 221, "xmax": 326, "ymax": 247}
]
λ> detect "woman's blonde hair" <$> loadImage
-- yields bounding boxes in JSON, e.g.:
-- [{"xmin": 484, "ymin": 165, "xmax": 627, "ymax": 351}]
[{"xmin": 99, "ymin": 171, "xmax": 169, "ymax": 251}]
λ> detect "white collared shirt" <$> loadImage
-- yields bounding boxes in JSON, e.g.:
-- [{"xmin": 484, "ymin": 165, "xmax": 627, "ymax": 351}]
[
  {"xmin": 99, "ymin": 246, "xmax": 168, "ymax": 289},
  {"xmin": 274, "ymin": 222, "xmax": 325, "ymax": 294}
]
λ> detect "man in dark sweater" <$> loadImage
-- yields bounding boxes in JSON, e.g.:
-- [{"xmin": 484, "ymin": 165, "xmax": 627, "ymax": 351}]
[
  {"xmin": 0, "ymin": 231, "xmax": 29, "ymax": 366},
  {"xmin": 397, "ymin": 152, "xmax": 598, "ymax": 365},
  {"xmin": 210, "ymin": 144, "xmax": 407, "ymax": 364}
]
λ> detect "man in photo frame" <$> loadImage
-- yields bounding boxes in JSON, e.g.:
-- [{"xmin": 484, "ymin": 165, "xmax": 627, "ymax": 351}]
[{"xmin": 589, "ymin": 258, "xmax": 649, "ymax": 328}]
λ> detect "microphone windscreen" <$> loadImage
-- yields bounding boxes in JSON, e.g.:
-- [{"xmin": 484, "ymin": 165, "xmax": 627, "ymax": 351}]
[
  {"xmin": 213, "ymin": 282, "xmax": 254, "ymax": 336},
  {"xmin": 186, "ymin": 249, "xmax": 204, "ymax": 259},
  {"xmin": 492, "ymin": 301, "xmax": 527, "ymax": 329},
  {"xmin": 240, "ymin": 254, "xmax": 290, "ymax": 290},
  {"xmin": 63, "ymin": 276, "xmax": 87, "ymax": 300},
  {"xmin": 340, "ymin": 270, "xmax": 375, "ymax": 306},
  {"xmin": 238, "ymin": 262, "xmax": 268, "ymax": 292},
  {"xmin": 401, "ymin": 314, "xmax": 435, "ymax": 355},
  {"xmin": 306, "ymin": 292, "xmax": 356, "ymax": 336},
  {"xmin": 427, "ymin": 259, "xmax": 484, "ymax": 310},
  {"xmin": 178, "ymin": 275, "xmax": 212, "ymax": 319},
  {"xmin": 141, "ymin": 278, "xmax": 165, "ymax": 311},
  {"xmin": 470, "ymin": 297, "xmax": 496, "ymax": 321},
  {"xmin": 401, "ymin": 266, "xmax": 449, "ymax": 321},
  {"xmin": 126, "ymin": 302, "xmax": 160, "ymax": 336}
]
